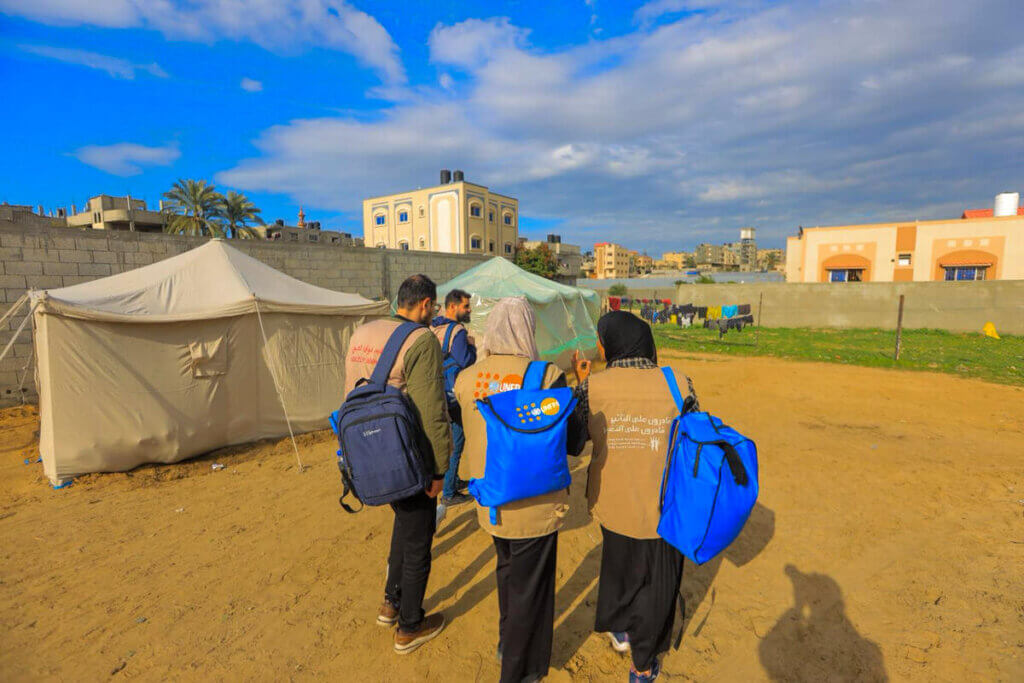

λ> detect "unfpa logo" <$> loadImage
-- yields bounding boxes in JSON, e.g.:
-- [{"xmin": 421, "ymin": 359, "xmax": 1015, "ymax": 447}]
[{"xmin": 516, "ymin": 398, "xmax": 560, "ymax": 424}]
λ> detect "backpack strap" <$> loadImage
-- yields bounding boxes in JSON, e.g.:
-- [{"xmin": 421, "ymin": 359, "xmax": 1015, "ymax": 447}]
[
  {"xmin": 661, "ymin": 367, "xmax": 697, "ymax": 414},
  {"xmin": 442, "ymin": 322, "xmax": 457, "ymax": 356},
  {"xmin": 368, "ymin": 321, "xmax": 423, "ymax": 387},
  {"xmin": 522, "ymin": 360, "xmax": 548, "ymax": 390}
]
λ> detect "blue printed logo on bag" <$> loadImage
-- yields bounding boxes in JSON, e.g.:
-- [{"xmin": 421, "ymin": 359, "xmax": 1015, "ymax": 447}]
[{"xmin": 470, "ymin": 361, "xmax": 577, "ymax": 524}]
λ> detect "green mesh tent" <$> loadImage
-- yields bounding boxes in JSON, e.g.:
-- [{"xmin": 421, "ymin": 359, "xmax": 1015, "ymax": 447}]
[{"xmin": 435, "ymin": 257, "xmax": 601, "ymax": 369}]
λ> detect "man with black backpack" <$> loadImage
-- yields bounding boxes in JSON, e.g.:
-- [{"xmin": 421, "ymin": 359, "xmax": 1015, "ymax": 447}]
[
  {"xmin": 342, "ymin": 274, "xmax": 452, "ymax": 654},
  {"xmin": 430, "ymin": 288, "xmax": 476, "ymax": 510}
]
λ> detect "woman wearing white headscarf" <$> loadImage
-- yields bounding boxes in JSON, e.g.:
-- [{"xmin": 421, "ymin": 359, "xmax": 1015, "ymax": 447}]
[{"xmin": 454, "ymin": 297, "xmax": 586, "ymax": 683}]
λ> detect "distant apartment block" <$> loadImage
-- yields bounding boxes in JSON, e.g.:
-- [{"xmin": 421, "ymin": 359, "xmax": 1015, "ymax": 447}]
[
  {"xmin": 594, "ymin": 242, "xmax": 635, "ymax": 279},
  {"xmin": 1, "ymin": 195, "xmax": 168, "ymax": 232},
  {"xmin": 363, "ymin": 169, "xmax": 519, "ymax": 255},
  {"xmin": 67, "ymin": 195, "xmax": 167, "ymax": 232},
  {"xmin": 259, "ymin": 208, "xmax": 361, "ymax": 246},
  {"xmin": 694, "ymin": 242, "xmax": 739, "ymax": 269},
  {"xmin": 660, "ymin": 251, "xmax": 692, "ymax": 270},
  {"xmin": 634, "ymin": 253, "xmax": 654, "ymax": 274},
  {"xmin": 785, "ymin": 192, "xmax": 1024, "ymax": 282},
  {"xmin": 521, "ymin": 234, "xmax": 583, "ymax": 278},
  {"xmin": 756, "ymin": 248, "xmax": 785, "ymax": 271}
]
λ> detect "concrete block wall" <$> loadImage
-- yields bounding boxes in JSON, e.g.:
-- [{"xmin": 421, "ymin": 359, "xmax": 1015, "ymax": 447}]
[
  {"xmin": 673, "ymin": 280, "xmax": 1024, "ymax": 334},
  {"xmin": 0, "ymin": 226, "xmax": 487, "ymax": 406}
]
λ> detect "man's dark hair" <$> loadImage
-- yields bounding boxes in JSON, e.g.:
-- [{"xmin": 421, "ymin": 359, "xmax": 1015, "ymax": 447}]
[
  {"xmin": 396, "ymin": 274, "xmax": 437, "ymax": 309},
  {"xmin": 445, "ymin": 288, "xmax": 471, "ymax": 309}
]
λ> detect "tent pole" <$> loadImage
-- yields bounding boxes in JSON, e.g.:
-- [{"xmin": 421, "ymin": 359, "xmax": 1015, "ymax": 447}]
[
  {"xmin": 0, "ymin": 302, "xmax": 37, "ymax": 367},
  {"xmin": 254, "ymin": 300, "xmax": 305, "ymax": 473}
]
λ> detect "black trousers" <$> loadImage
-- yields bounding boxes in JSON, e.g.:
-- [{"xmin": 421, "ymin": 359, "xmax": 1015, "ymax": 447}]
[
  {"xmin": 385, "ymin": 490, "xmax": 437, "ymax": 631},
  {"xmin": 595, "ymin": 526, "xmax": 684, "ymax": 672},
  {"xmin": 494, "ymin": 532, "xmax": 558, "ymax": 683}
]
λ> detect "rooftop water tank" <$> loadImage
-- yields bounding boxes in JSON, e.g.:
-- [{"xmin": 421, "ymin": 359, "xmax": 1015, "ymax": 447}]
[{"xmin": 994, "ymin": 191, "xmax": 1019, "ymax": 217}]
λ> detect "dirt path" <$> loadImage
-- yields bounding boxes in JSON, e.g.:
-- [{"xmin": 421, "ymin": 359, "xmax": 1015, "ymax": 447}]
[{"xmin": 1, "ymin": 355, "xmax": 1022, "ymax": 681}]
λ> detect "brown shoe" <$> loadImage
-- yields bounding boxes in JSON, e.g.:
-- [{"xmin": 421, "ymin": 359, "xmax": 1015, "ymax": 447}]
[
  {"xmin": 393, "ymin": 613, "xmax": 446, "ymax": 654},
  {"xmin": 377, "ymin": 601, "xmax": 399, "ymax": 627}
]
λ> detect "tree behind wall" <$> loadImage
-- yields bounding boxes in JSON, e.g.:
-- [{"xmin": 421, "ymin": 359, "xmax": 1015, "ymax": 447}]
[
  {"xmin": 514, "ymin": 243, "xmax": 558, "ymax": 280},
  {"xmin": 162, "ymin": 179, "xmax": 225, "ymax": 237}
]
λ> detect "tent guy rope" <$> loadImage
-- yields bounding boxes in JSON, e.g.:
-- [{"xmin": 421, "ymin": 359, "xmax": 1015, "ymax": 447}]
[
  {"xmin": 0, "ymin": 300, "xmax": 38, "ymax": 367},
  {"xmin": 254, "ymin": 298, "xmax": 305, "ymax": 473}
]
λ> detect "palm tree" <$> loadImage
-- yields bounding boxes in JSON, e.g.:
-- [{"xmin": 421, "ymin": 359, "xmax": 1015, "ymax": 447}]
[
  {"xmin": 220, "ymin": 191, "xmax": 264, "ymax": 239},
  {"xmin": 162, "ymin": 179, "xmax": 225, "ymax": 237}
]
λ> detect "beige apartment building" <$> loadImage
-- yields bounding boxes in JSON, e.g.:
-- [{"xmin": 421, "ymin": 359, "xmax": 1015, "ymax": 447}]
[
  {"xmin": 67, "ymin": 195, "xmax": 167, "ymax": 232},
  {"xmin": 694, "ymin": 242, "xmax": 740, "ymax": 269},
  {"xmin": 362, "ymin": 170, "xmax": 518, "ymax": 256},
  {"xmin": 660, "ymin": 251, "xmax": 692, "ymax": 270},
  {"xmin": 785, "ymin": 193, "xmax": 1024, "ymax": 282},
  {"xmin": 594, "ymin": 242, "xmax": 633, "ymax": 279},
  {"xmin": 634, "ymin": 254, "xmax": 654, "ymax": 274}
]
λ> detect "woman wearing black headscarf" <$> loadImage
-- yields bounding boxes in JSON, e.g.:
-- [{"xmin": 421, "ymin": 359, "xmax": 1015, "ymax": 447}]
[{"xmin": 572, "ymin": 311, "xmax": 699, "ymax": 683}]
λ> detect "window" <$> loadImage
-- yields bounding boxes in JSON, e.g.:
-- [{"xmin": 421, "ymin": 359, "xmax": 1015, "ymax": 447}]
[
  {"xmin": 471, "ymin": 236, "xmax": 482, "ymax": 250},
  {"xmin": 944, "ymin": 266, "xmax": 987, "ymax": 281},
  {"xmin": 374, "ymin": 213, "xmax": 385, "ymax": 226},
  {"xmin": 470, "ymin": 204, "xmax": 482, "ymax": 217},
  {"xmin": 309, "ymin": 234, "xmax": 319, "ymax": 242},
  {"xmin": 419, "ymin": 206, "xmax": 425, "ymax": 218},
  {"xmin": 488, "ymin": 211, "xmax": 495, "ymax": 222},
  {"xmin": 828, "ymin": 268, "xmax": 863, "ymax": 282},
  {"xmin": 289, "ymin": 233, "xmax": 299, "ymax": 242},
  {"xmin": 898, "ymin": 253, "xmax": 912, "ymax": 266},
  {"xmin": 504, "ymin": 243, "xmax": 513, "ymax": 255},
  {"xmin": 418, "ymin": 237, "xmax": 425, "ymax": 249},
  {"xmin": 398, "ymin": 210, "xmax": 409, "ymax": 223},
  {"xmin": 489, "ymin": 241, "xmax": 495, "ymax": 252},
  {"xmin": 376, "ymin": 242, "xmax": 386, "ymax": 249},
  {"xmin": 399, "ymin": 241, "xmax": 409, "ymax": 250},
  {"xmin": 503, "ymin": 212, "xmax": 513, "ymax": 225}
]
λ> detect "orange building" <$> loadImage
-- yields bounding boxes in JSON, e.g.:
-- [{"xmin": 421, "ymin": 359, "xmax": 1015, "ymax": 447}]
[{"xmin": 786, "ymin": 194, "xmax": 1024, "ymax": 283}]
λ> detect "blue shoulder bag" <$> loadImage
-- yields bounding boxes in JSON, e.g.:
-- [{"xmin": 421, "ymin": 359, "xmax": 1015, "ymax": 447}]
[
  {"xmin": 470, "ymin": 361, "xmax": 577, "ymax": 524},
  {"xmin": 329, "ymin": 322, "xmax": 431, "ymax": 512},
  {"xmin": 657, "ymin": 367, "xmax": 759, "ymax": 564}
]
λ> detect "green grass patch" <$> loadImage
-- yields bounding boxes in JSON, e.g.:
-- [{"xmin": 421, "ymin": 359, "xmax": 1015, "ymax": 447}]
[{"xmin": 652, "ymin": 325, "xmax": 1024, "ymax": 386}]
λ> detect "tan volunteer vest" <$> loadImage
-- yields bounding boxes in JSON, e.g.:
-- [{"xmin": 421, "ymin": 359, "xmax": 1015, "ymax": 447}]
[
  {"xmin": 344, "ymin": 318, "xmax": 431, "ymax": 395},
  {"xmin": 454, "ymin": 355, "xmax": 567, "ymax": 539},
  {"xmin": 586, "ymin": 367, "xmax": 680, "ymax": 539}
]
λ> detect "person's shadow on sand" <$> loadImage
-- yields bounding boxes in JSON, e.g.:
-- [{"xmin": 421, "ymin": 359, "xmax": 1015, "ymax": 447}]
[
  {"xmin": 673, "ymin": 502, "xmax": 776, "ymax": 645},
  {"xmin": 758, "ymin": 565, "xmax": 888, "ymax": 682}
]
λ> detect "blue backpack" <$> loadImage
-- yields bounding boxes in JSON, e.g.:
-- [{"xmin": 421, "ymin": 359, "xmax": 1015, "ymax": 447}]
[
  {"xmin": 329, "ymin": 322, "xmax": 430, "ymax": 512},
  {"xmin": 470, "ymin": 361, "xmax": 578, "ymax": 524},
  {"xmin": 440, "ymin": 322, "xmax": 461, "ymax": 405},
  {"xmin": 657, "ymin": 367, "xmax": 759, "ymax": 564}
]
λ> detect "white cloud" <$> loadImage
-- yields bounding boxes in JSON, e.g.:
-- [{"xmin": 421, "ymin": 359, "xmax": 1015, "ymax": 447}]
[
  {"xmin": 240, "ymin": 77, "xmax": 263, "ymax": 92},
  {"xmin": 429, "ymin": 17, "xmax": 528, "ymax": 68},
  {"xmin": 74, "ymin": 142, "xmax": 180, "ymax": 176},
  {"xmin": 219, "ymin": 0, "xmax": 1024, "ymax": 251},
  {"xmin": 20, "ymin": 44, "xmax": 167, "ymax": 79},
  {"xmin": 3, "ymin": 0, "xmax": 405, "ymax": 85}
]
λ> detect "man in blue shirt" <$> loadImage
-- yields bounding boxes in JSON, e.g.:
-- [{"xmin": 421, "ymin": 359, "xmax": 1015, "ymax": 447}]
[{"xmin": 430, "ymin": 288, "xmax": 477, "ymax": 508}]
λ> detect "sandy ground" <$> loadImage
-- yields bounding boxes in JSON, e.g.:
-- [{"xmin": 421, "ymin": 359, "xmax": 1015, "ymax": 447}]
[{"xmin": 1, "ymin": 354, "xmax": 1022, "ymax": 682}]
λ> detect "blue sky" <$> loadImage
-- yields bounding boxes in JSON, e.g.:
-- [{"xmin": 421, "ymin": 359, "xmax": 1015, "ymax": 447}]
[{"xmin": 1, "ymin": 0, "xmax": 1021, "ymax": 253}]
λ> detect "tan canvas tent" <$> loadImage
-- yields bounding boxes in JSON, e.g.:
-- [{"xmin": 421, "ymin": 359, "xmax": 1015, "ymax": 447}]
[{"xmin": 28, "ymin": 239, "xmax": 387, "ymax": 485}]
